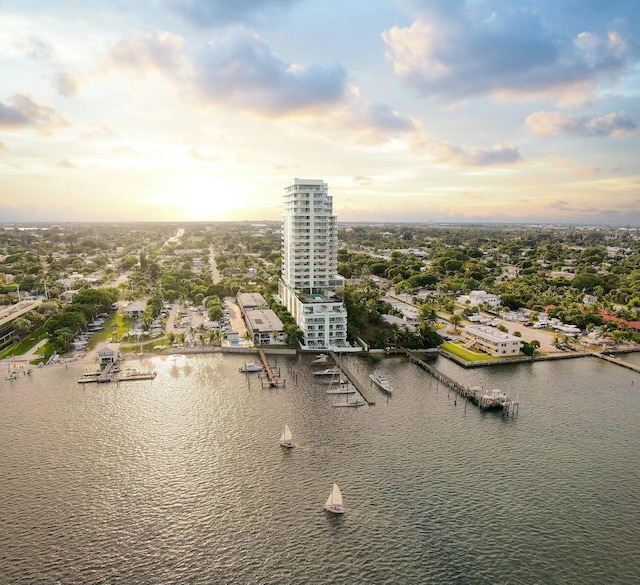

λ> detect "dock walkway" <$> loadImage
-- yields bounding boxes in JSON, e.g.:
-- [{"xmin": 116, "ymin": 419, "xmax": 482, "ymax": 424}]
[
  {"xmin": 328, "ymin": 351, "xmax": 376, "ymax": 406},
  {"xmin": 97, "ymin": 362, "xmax": 117, "ymax": 383},
  {"xmin": 258, "ymin": 348, "xmax": 285, "ymax": 387},
  {"xmin": 593, "ymin": 352, "xmax": 640, "ymax": 373},
  {"xmin": 403, "ymin": 349, "xmax": 517, "ymax": 414}
]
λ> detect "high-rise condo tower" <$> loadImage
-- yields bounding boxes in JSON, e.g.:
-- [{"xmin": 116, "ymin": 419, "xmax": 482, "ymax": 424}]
[{"xmin": 279, "ymin": 178, "xmax": 348, "ymax": 350}]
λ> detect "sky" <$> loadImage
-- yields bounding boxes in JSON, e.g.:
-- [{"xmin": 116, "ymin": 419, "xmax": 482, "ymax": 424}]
[{"xmin": 1, "ymin": 0, "xmax": 639, "ymax": 225}]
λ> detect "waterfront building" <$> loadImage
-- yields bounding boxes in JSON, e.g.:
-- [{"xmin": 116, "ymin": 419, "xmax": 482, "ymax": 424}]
[
  {"xmin": 245, "ymin": 309, "xmax": 285, "ymax": 346},
  {"xmin": 278, "ymin": 178, "xmax": 348, "ymax": 350},
  {"xmin": 462, "ymin": 325, "xmax": 523, "ymax": 357}
]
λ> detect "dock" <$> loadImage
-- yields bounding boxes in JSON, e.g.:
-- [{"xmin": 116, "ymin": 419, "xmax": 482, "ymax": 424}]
[
  {"xmin": 117, "ymin": 368, "xmax": 157, "ymax": 381},
  {"xmin": 97, "ymin": 362, "xmax": 118, "ymax": 383},
  {"xmin": 328, "ymin": 351, "xmax": 376, "ymax": 406},
  {"xmin": 593, "ymin": 352, "xmax": 640, "ymax": 373},
  {"xmin": 258, "ymin": 348, "xmax": 285, "ymax": 387},
  {"xmin": 403, "ymin": 349, "xmax": 518, "ymax": 415}
]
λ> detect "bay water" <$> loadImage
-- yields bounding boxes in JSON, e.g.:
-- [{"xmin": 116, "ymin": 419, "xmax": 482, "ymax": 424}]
[{"xmin": 1, "ymin": 352, "xmax": 639, "ymax": 584}]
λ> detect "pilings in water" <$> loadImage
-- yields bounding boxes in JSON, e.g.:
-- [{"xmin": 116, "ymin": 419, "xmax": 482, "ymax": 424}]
[
  {"xmin": 258, "ymin": 348, "xmax": 285, "ymax": 387},
  {"xmin": 403, "ymin": 349, "xmax": 518, "ymax": 416}
]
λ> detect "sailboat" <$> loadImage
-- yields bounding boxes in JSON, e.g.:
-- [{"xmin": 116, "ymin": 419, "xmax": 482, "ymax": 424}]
[
  {"xmin": 5, "ymin": 361, "xmax": 17, "ymax": 380},
  {"xmin": 279, "ymin": 424, "xmax": 295, "ymax": 448},
  {"xmin": 323, "ymin": 483, "xmax": 345, "ymax": 514}
]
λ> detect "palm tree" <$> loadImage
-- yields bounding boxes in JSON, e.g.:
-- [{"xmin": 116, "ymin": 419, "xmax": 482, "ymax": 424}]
[
  {"xmin": 417, "ymin": 304, "xmax": 439, "ymax": 327},
  {"xmin": 529, "ymin": 339, "xmax": 540, "ymax": 359}
]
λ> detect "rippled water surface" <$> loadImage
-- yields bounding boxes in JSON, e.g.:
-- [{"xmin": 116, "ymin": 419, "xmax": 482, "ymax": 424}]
[{"xmin": 1, "ymin": 352, "xmax": 639, "ymax": 584}]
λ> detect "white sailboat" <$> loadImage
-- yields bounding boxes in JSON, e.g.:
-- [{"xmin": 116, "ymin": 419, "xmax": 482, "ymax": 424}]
[
  {"xmin": 5, "ymin": 360, "xmax": 17, "ymax": 380},
  {"xmin": 279, "ymin": 424, "xmax": 295, "ymax": 448},
  {"xmin": 323, "ymin": 483, "xmax": 345, "ymax": 514}
]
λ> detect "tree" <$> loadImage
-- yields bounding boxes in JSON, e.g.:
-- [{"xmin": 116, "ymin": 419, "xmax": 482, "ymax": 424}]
[
  {"xmin": 417, "ymin": 304, "xmax": 438, "ymax": 326},
  {"xmin": 449, "ymin": 314, "xmax": 462, "ymax": 332},
  {"xmin": 529, "ymin": 339, "xmax": 541, "ymax": 359},
  {"xmin": 11, "ymin": 317, "xmax": 33, "ymax": 339}
]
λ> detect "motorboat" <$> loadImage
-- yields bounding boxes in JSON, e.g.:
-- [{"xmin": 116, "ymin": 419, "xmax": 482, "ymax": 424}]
[
  {"xmin": 239, "ymin": 363, "xmax": 263, "ymax": 373},
  {"xmin": 369, "ymin": 370, "xmax": 393, "ymax": 393}
]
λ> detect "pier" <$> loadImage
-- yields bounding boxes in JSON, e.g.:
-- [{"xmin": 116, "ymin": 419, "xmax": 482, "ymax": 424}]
[
  {"xmin": 258, "ymin": 348, "xmax": 285, "ymax": 387},
  {"xmin": 328, "ymin": 351, "xmax": 376, "ymax": 406},
  {"xmin": 593, "ymin": 352, "xmax": 640, "ymax": 373},
  {"xmin": 97, "ymin": 362, "xmax": 118, "ymax": 383},
  {"xmin": 403, "ymin": 349, "xmax": 518, "ymax": 415}
]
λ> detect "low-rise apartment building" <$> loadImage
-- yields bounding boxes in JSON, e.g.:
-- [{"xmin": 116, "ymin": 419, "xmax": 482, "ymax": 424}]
[{"xmin": 462, "ymin": 325, "xmax": 523, "ymax": 357}]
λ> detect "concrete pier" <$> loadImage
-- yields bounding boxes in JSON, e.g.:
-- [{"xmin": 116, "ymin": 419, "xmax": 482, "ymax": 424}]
[{"xmin": 328, "ymin": 351, "xmax": 376, "ymax": 406}]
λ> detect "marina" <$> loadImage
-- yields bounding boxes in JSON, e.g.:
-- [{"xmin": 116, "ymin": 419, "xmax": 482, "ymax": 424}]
[{"xmin": 1, "ymin": 352, "xmax": 639, "ymax": 585}]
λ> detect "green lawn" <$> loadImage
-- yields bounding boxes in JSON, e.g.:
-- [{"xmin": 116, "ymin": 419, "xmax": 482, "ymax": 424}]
[
  {"xmin": 440, "ymin": 341, "xmax": 500, "ymax": 361},
  {"xmin": 0, "ymin": 326, "xmax": 48, "ymax": 360}
]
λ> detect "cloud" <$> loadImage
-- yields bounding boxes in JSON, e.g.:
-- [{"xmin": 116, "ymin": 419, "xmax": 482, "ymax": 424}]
[
  {"xmin": 432, "ymin": 141, "xmax": 523, "ymax": 166},
  {"xmin": 0, "ymin": 93, "xmax": 69, "ymax": 135},
  {"xmin": 383, "ymin": 2, "xmax": 637, "ymax": 103},
  {"xmin": 193, "ymin": 29, "xmax": 348, "ymax": 116},
  {"xmin": 52, "ymin": 71, "xmax": 83, "ymax": 97},
  {"xmin": 526, "ymin": 111, "xmax": 637, "ymax": 137},
  {"xmin": 0, "ymin": 140, "xmax": 9, "ymax": 152},
  {"xmin": 162, "ymin": 0, "xmax": 299, "ymax": 27},
  {"xmin": 107, "ymin": 31, "xmax": 186, "ymax": 75}
]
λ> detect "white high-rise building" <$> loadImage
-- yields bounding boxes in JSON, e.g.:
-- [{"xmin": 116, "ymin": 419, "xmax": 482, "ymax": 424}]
[{"xmin": 279, "ymin": 178, "xmax": 348, "ymax": 350}]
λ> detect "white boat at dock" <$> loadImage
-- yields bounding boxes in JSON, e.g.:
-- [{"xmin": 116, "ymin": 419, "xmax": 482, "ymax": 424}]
[
  {"xmin": 326, "ymin": 384, "xmax": 357, "ymax": 395},
  {"xmin": 311, "ymin": 353, "xmax": 329, "ymax": 365},
  {"xmin": 369, "ymin": 370, "xmax": 393, "ymax": 393},
  {"xmin": 239, "ymin": 363, "xmax": 263, "ymax": 373},
  {"xmin": 313, "ymin": 367, "xmax": 340, "ymax": 376}
]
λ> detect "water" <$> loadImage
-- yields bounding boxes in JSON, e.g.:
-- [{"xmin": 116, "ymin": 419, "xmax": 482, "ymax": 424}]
[{"xmin": 1, "ymin": 352, "xmax": 639, "ymax": 584}]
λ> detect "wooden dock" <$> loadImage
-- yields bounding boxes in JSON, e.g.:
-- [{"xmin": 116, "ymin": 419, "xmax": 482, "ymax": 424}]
[
  {"xmin": 328, "ymin": 351, "xmax": 376, "ymax": 406},
  {"xmin": 258, "ymin": 348, "xmax": 285, "ymax": 387},
  {"xmin": 97, "ymin": 362, "xmax": 118, "ymax": 383},
  {"xmin": 117, "ymin": 369, "xmax": 157, "ymax": 381},
  {"xmin": 403, "ymin": 349, "xmax": 518, "ymax": 415}
]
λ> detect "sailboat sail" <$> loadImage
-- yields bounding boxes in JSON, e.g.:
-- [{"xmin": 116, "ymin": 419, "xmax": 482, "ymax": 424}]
[
  {"xmin": 324, "ymin": 483, "xmax": 344, "ymax": 513},
  {"xmin": 280, "ymin": 424, "xmax": 294, "ymax": 448}
]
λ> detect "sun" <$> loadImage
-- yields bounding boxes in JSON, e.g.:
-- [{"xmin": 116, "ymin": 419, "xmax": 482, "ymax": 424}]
[{"xmin": 152, "ymin": 174, "xmax": 252, "ymax": 221}]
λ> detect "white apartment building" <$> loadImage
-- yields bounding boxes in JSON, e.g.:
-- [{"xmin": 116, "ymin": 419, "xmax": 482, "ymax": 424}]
[
  {"xmin": 462, "ymin": 325, "xmax": 523, "ymax": 357},
  {"xmin": 457, "ymin": 290, "xmax": 501, "ymax": 307},
  {"xmin": 278, "ymin": 178, "xmax": 348, "ymax": 350}
]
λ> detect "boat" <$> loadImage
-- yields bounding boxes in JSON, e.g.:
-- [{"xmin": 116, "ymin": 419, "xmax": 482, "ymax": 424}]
[
  {"xmin": 279, "ymin": 424, "xmax": 295, "ymax": 448},
  {"xmin": 311, "ymin": 353, "xmax": 329, "ymax": 365},
  {"xmin": 326, "ymin": 384, "xmax": 357, "ymax": 395},
  {"xmin": 5, "ymin": 361, "xmax": 18, "ymax": 380},
  {"xmin": 323, "ymin": 483, "xmax": 345, "ymax": 514},
  {"xmin": 369, "ymin": 370, "xmax": 393, "ymax": 393},
  {"xmin": 313, "ymin": 367, "xmax": 340, "ymax": 376},
  {"xmin": 239, "ymin": 363, "xmax": 263, "ymax": 373}
]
